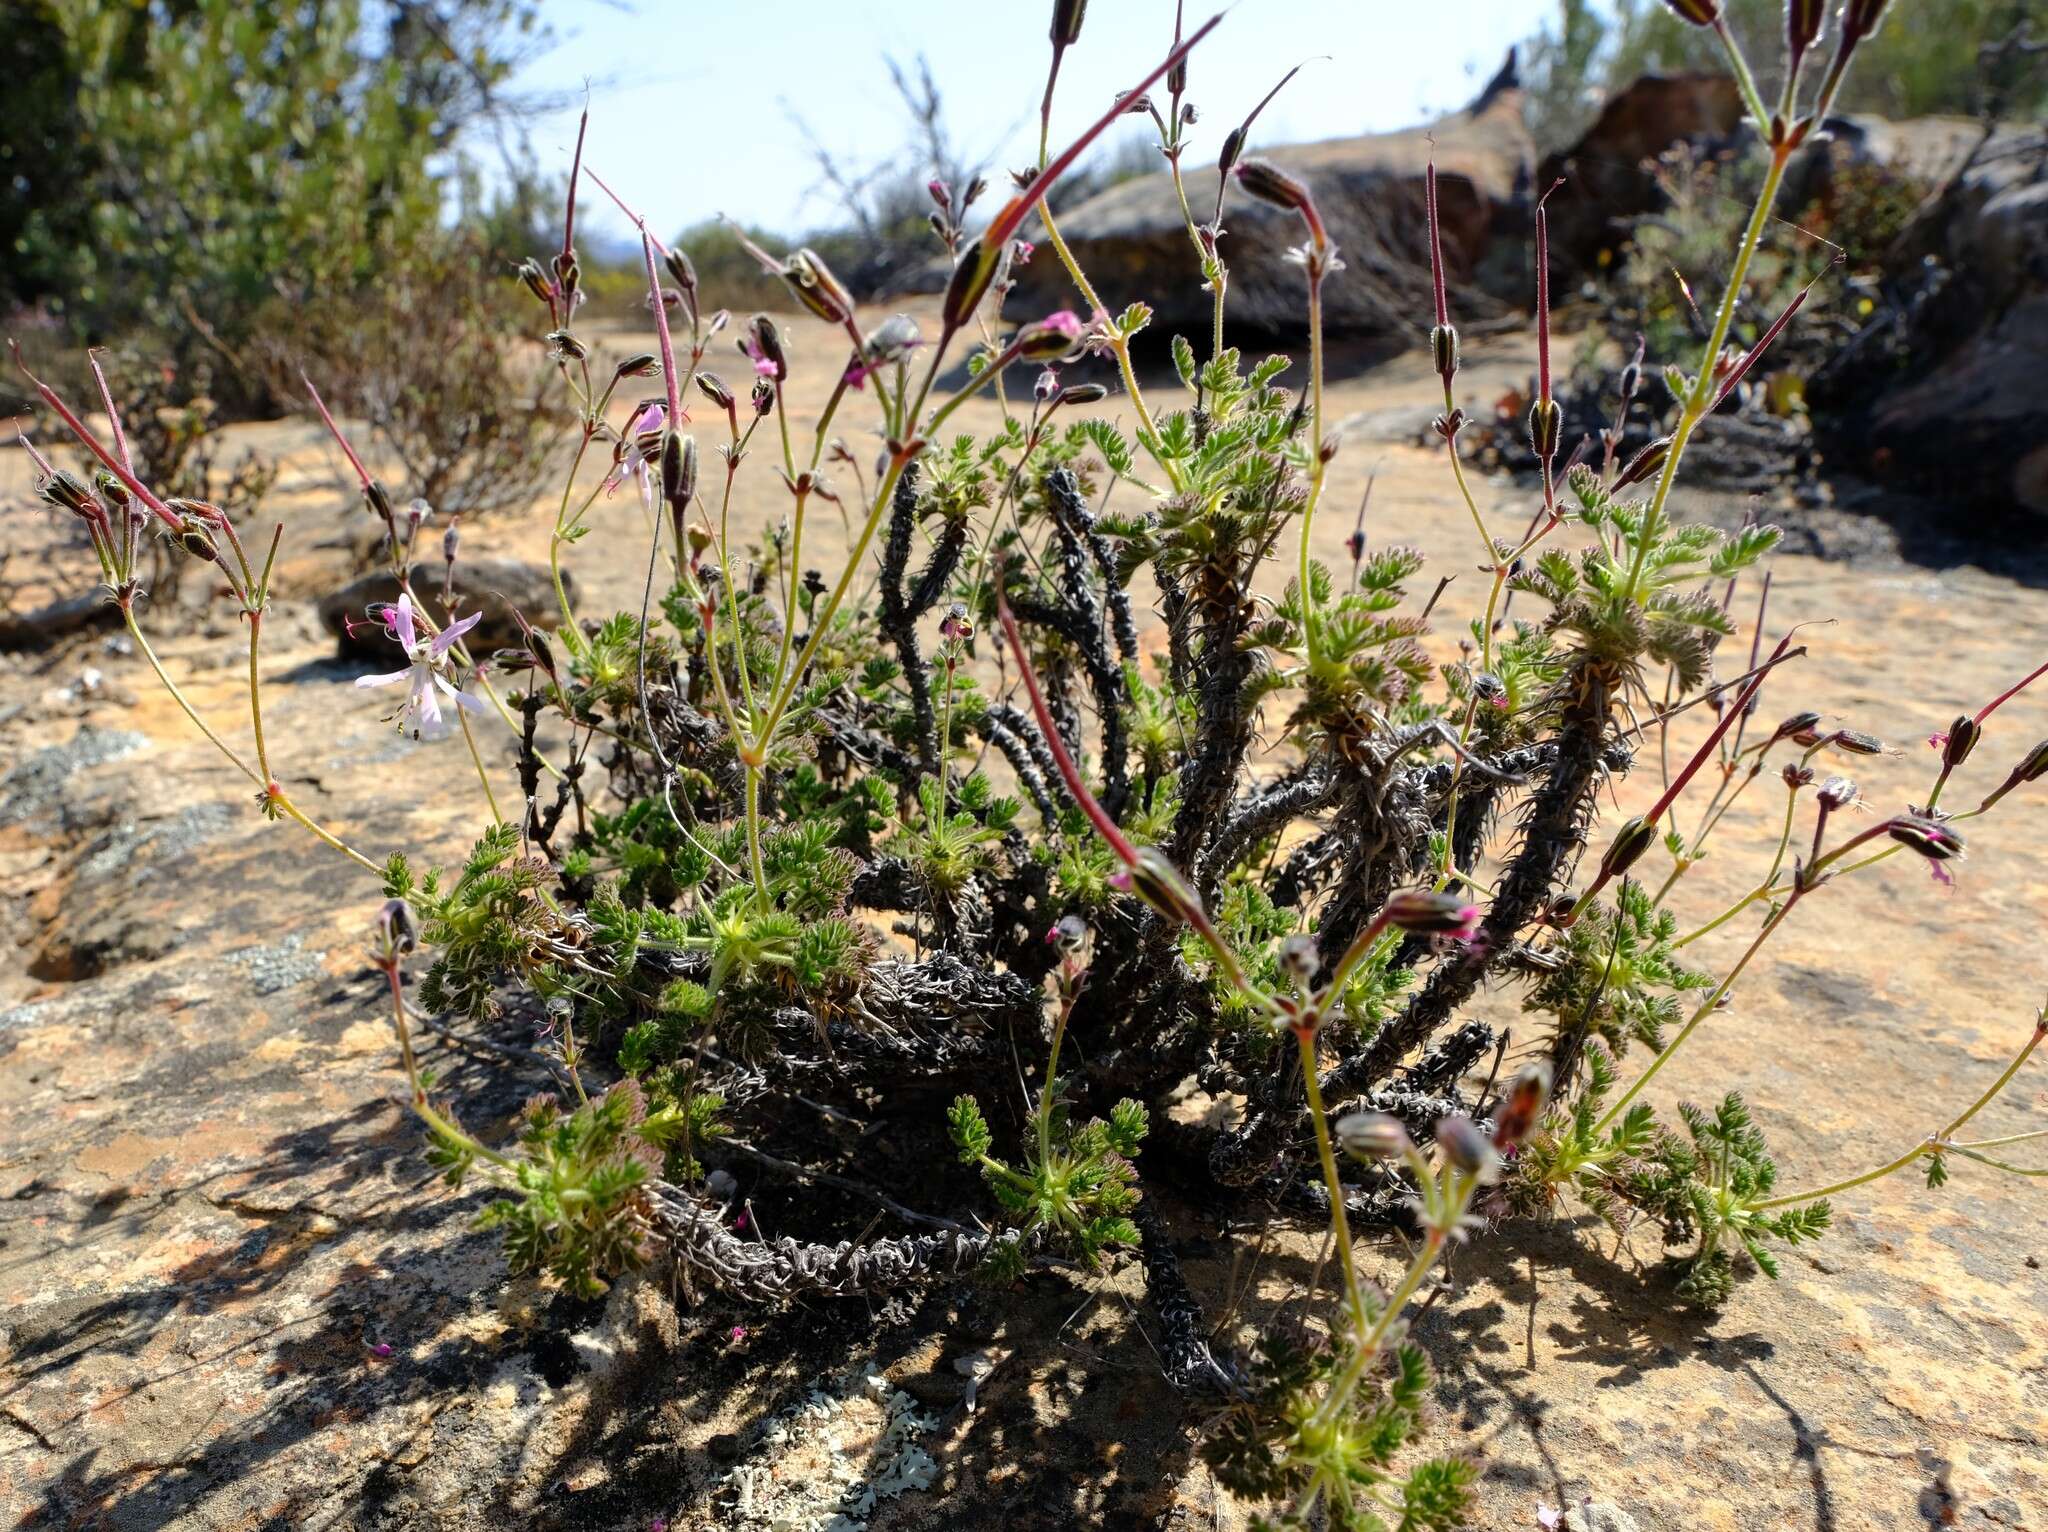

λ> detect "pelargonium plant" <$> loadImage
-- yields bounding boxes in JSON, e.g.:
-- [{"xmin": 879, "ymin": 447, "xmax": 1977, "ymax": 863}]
[{"xmin": 15, "ymin": 0, "xmax": 2046, "ymax": 1525}]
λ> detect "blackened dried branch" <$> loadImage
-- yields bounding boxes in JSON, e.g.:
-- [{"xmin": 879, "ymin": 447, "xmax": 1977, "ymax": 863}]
[
  {"xmin": 1166, "ymin": 563, "xmax": 1259, "ymax": 874},
  {"xmin": 878, "ymin": 461, "xmax": 939, "ymax": 772},
  {"xmin": 648, "ymin": 1180, "xmax": 1013, "ymax": 1302},
  {"xmin": 1131, "ymin": 1191, "xmax": 1242, "ymax": 1396},
  {"xmin": 906, "ymin": 515, "xmax": 969, "ymax": 619},
  {"xmin": 1321, "ymin": 663, "xmax": 1620, "ymax": 1104},
  {"xmin": 1045, "ymin": 466, "xmax": 1138, "ymax": 663},
  {"xmin": 816, "ymin": 703, "xmax": 922, "ymax": 778},
  {"xmin": 1197, "ymin": 766, "xmax": 1338, "ymax": 901},
  {"xmin": 976, "ymin": 706, "xmax": 1058, "ymax": 821},
  {"xmin": 1010, "ymin": 595, "xmax": 1130, "ymax": 820}
]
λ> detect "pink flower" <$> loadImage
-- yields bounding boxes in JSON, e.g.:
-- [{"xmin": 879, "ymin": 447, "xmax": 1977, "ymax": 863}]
[
  {"xmin": 1011, "ymin": 239, "xmax": 1035, "ymax": 265},
  {"xmin": 369, "ymin": 1341, "xmax": 394, "ymax": 1359},
  {"xmin": 606, "ymin": 402, "xmax": 669, "ymax": 509},
  {"xmin": 353, "ymin": 592, "xmax": 485, "ymax": 741},
  {"xmin": 728, "ymin": 1325, "xmax": 747, "ymax": 1344},
  {"xmin": 1384, "ymin": 888, "xmax": 1483, "ymax": 941},
  {"xmin": 1536, "ymin": 1507, "xmax": 1563, "ymax": 1531}
]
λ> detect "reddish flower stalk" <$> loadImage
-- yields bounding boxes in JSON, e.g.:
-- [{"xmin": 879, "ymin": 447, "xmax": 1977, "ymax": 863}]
[
  {"xmin": 1709, "ymin": 267, "xmax": 1829, "ymax": 410},
  {"xmin": 302, "ymin": 372, "xmax": 375, "ymax": 490},
  {"xmin": 994, "ymin": 13, "xmax": 1220, "ymax": 254},
  {"xmin": 994, "ymin": 577, "xmax": 1137, "ymax": 866},
  {"xmin": 641, "ymin": 232, "xmax": 688, "ymax": 445},
  {"xmin": 945, "ymin": 12, "xmax": 1222, "ymax": 335},
  {"xmin": 1650, "ymin": 634, "xmax": 1796, "ymax": 823},
  {"xmin": 87, "ymin": 349, "xmax": 134, "ymax": 476},
  {"xmin": 1577, "ymin": 635, "xmax": 1797, "ymax": 913},
  {"xmin": 10, "ymin": 342, "xmax": 177, "ymax": 529},
  {"xmin": 562, "ymin": 106, "xmax": 587, "ymax": 266},
  {"xmin": 1425, "ymin": 161, "xmax": 1450, "ymax": 332},
  {"xmin": 1534, "ymin": 186, "xmax": 1557, "ymax": 406},
  {"xmin": 1971, "ymin": 658, "xmax": 2048, "ymax": 727},
  {"xmin": 585, "ymin": 165, "xmax": 673, "ymax": 258}
]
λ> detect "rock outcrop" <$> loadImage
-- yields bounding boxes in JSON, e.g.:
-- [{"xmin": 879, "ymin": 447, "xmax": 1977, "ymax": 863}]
[
  {"xmin": 318, "ymin": 558, "xmax": 572, "ymax": 657},
  {"xmin": 1820, "ymin": 125, "xmax": 2048, "ymax": 516},
  {"xmin": 1007, "ymin": 54, "xmax": 1533, "ymax": 340},
  {"xmin": 1536, "ymin": 73, "xmax": 1745, "ymax": 273}
]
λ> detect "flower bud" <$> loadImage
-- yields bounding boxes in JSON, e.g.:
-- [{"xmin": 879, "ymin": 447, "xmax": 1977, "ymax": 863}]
[
  {"xmin": 1984, "ymin": 738, "xmax": 2048, "ymax": 807},
  {"xmin": 1940, "ymin": 715, "xmax": 1980, "ymax": 770},
  {"xmin": 92, "ymin": 468, "xmax": 130, "ymax": 508},
  {"xmin": 1434, "ymin": 1115, "xmax": 1502, "ymax": 1182},
  {"xmin": 1787, "ymin": 0, "xmax": 1825, "ymax": 61},
  {"xmin": 362, "ymin": 480, "xmax": 395, "ymax": 524},
  {"xmin": 1887, "ymin": 815, "xmax": 1964, "ymax": 861},
  {"xmin": 939, "ymin": 602, "xmax": 974, "ymax": 642},
  {"xmin": 1816, "ymin": 775, "xmax": 1857, "ymax": 811},
  {"xmin": 1049, "ymin": 913, "xmax": 1088, "ymax": 953},
  {"xmin": 941, "ymin": 237, "xmax": 1008, "ymax": 334},
  {"xmin": 1278, "ymin": 934, "xmax": 1321, "ymax": 986},
  {"xmin": 781, "ymin": 247, "xmax": 855, "ymax": 326},
  {"xmin": 1782, "ymin": 763, "xmax": 1814, "ymax": 789},
  {"xmin": 664, "ymin": 245, "xmax": 698, "ymax": 296},
  {"xmin": 37, "ymin": 468, "xmax": 97, "ymax": 515},
  {"xmin": 741, "ymin": 314, "xmax": 787, "ymax": 382},
  {"xmin": 1217, "ymin": 126, "xmax": 1246, "ymax": 179},
  {"xmin": 376, "ymin": 897, "xmax": 418, "ymax": 955},
  {"xmin": 1336, "ymin": 1112, "xmax": 1412, "ymax": 1161},
  {"xmin": 442, "ymin": 520, "xmax": 459, "ymax": 566},
  {"xmin": 2016, "ymin": 739, "xmax": 2048, "ymax": 783},
  {"xmin": 751, "ymin": 379, "xmax": 775, "ymax": 417},
  {"xmin": 695, "ymin": 371, "xmax": 735, "ymax": 412},
  {"xmin": 1490, "ymin": 1061, "xmax": 1553, "ymax": 1150},
  {"xmin": 1057, "ymin": 383, "xmax": 1108, "ymax": 406},
  {"xmin": 1114, "ymin": 846, "xmax": 1205, "ymax": 929},
  {"xmin": 1051, "ymin": 0, "xmax": 1086, "ymax": 46},
  {"xmin": 1771, "ymin": 710, "xmax": 1824, "ymax": 744},
  {"xmin": 1830, "ymin": 728, "xmax": 1888, "ymax": 757},
  {"xmin": 1614, "ymin": 434, "xmax": 1674, "ymax": 490},
  {"xmin": 515, "ymin": 257, "xmax": 553, "ymax": 304},
  {"xmin": 1840, "ymin": 0, "xmax": 1891, "ymax": 43},
  {"xmin": 1014, "ymin": 310, "xmax": 1085, "ymax": 362},
  {"xmin": 614, "ymin": 352, "xmax": 659, "ymax": 379},
  {"xmin": 1430, "ymin": 323, "xmax": 1460, "ymax": 383},
  {"xmin": 1384, "ymin": 888, "xmax": 1482, "ymax": 940},
  {"xmin": 1658, "ymin": 0, "xmax": 1719, "ymax": 27},
  {"xmin": 928, "ymin": 177, "xmax": 951, "ymax": 212},
  {"xmin": 546, "ymin": 328, "xmax": 587, "ymax": 361},
  {"xmin": 1233, "ymin": 158, "xmax": 1314, "ymax": 219},
  {"xmin": 1597, "ymin": 815, "xmax": 1657, "ymax": 881},
  {"xmin": 1527, "ymin": 397, "xmax": 1561, "ymax": 462},
  {"xmin": 662, "ymin": 432, "xmax": 698, "ymax": 514}
]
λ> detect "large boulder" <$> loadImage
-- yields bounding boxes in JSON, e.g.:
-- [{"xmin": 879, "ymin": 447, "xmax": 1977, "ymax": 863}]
[
  {"xmin": 1537, "ymin": 74, "xmax": 1745, "ymax": 273},
  {"xmin": 318, "ymin": 557, "xmax": 572, "ymax": 657},
  {"xmin": 1849, "ymin": 126, "xmax": 2048, "ymax": 516},
  {"xmin": 1007, "ymin": 54, "xmax": 1533, "ymax": 340}
]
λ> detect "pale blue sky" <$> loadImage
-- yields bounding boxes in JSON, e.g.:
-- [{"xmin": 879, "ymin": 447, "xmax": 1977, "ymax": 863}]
[{"xmin": 507, "ymin": 0, "xmax": 1536, "ymax": 240}]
